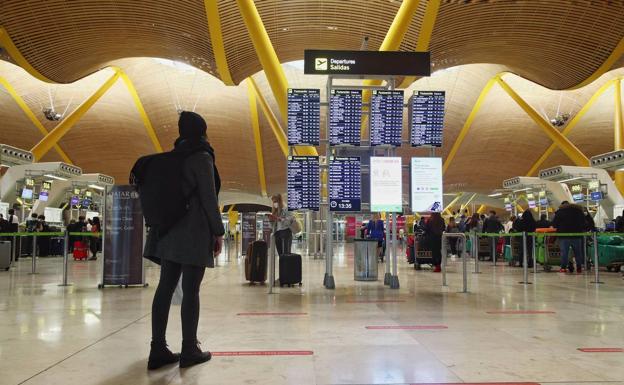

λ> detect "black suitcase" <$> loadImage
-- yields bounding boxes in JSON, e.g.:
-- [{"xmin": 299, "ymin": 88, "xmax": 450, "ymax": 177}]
[
  {"xmin": 245, "ymin": 240, "xmax": 267, "ymax": 284},
  {"xmin": 279, "ymin": 253, "xmax": 302, "ymax": 287}
]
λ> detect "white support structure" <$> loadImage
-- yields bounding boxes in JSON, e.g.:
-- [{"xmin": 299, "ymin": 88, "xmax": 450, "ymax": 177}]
[{"xmin": 502, "ymin": 176, "xmax": 573, "ymax": 209}]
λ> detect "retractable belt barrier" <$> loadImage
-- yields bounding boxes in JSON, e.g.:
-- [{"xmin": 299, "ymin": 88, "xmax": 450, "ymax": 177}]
[
  {"xmin": 0, "ymin": 231, "xmax": 102, "ymax": 283},
  {"xmin": 472, "ymin": 231, "xmax": 617, "ymax": 285},
  {"xmin": 441, "ymin": 232, "xmax": 468, "ymax": 293}
]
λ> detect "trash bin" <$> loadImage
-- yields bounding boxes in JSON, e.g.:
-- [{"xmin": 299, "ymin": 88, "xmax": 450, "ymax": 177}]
[{"xmin": 354, "ymin": 239, "xmax": 378, "ymax": 281}]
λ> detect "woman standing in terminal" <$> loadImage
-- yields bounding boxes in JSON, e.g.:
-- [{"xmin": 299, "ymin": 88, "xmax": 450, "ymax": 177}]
[
  {"xmin": 145, "ymin": 111, "xmax": 225, "ymax": 370},
  {"xmin": 270, "ymin": 194, "xmax": 294, "ymax": 256}
]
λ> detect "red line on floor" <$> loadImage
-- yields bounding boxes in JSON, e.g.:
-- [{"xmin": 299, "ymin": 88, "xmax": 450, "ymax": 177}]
[
  {"xmin": 212, "ymin": 350, "xmax": 313, "ymax": 357},
  {"xmin": 410, "ymin": 383, "xmax": 540, "ymax": 385},
  {"xmin": 347, "ymin": 299, "xmax": 406, "ymax": 303},
  {"xmin": 366, "ymin": 325, "xmax": 448, "ymax": 330},
  {"xmin": 236, "ymin": 312, "xmax": 308, "ymax": 316},
  {"xmin": 486, "ymin": 310, "xmax": 555, "ymax": 314},
  {"xmin": 578, "ymin": 347, "xmax": 623, "ymax": 353}
]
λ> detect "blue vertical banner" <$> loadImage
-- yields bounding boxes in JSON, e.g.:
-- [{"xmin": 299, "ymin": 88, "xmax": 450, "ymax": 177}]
[{"xmin": 103, "ymin": 185, "xmax": 144, "ymax": 286}]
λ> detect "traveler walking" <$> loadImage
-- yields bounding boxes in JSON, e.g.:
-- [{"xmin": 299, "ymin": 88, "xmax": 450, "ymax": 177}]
[{"xmin": 88, "ymin": 217, "xmax": 101, "ymax": 260}]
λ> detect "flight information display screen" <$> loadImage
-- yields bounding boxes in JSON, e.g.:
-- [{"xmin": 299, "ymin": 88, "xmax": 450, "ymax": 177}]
[
  {"xmin": 329, "ymin": 156, "xmax": 361, "ymax": 212},
  {"xmin": 287, "ymin": 88, "xmax": 320, "ymax": 145},
  {"xmin": 287, "ymin": 156, "xmax": 320, "ymax": 211},
  {"xmin": 370, "ymin": 90, "xmax": 404, "ymax": 146},
  {"xmin": 329, "ymin": 89, "xmax": 362, "ymax": 146},
  {"xmin": 409, "ymin": 91, "xmax": 445, "ymax": 147}
]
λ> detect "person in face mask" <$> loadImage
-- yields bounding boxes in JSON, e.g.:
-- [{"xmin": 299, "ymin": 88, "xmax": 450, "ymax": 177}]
[{"xmin": 269, "ymin": 194, "xmax": 294, "ymax": 256}]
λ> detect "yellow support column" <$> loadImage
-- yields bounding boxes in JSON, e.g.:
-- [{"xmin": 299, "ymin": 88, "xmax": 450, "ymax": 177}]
[
  {"xmin": 497, "ymin": 76, "xmax": 589, "ymax": 167},
  {"xmin": 0, "ymin": 27, "xmax": 54, "ymax": 83},
  {"xmin": 615, "ymin": 79, "xmax": 624, "ymax": 194},
  {"xmin": 0, "ymin": 76, "xmax": 73, "ymax": 163},
  {"xmin": 476, "ymin": 205, "xmax": 487, "ymax": 215},
  {"xmin": 236, "ymin": 0, "xmax": 289, "ymax": 120},
  {"xmin": 443, "ymin": 75, "xmax": 500, "ymax": 173},
  {"xmin": 116, "ymin": 69, "xmax": 163, "ymax": 153},
  {"xmin": 31, "ymin": 70, "xmax": 121, "ymax": 160},
  {"xmin": 526, "ymin": 78, "xmax": 617, "ymax": 176},
  {"xmin": 246, "ymin": 79, "xmax": 268, "ymax": 197},
  {"xmin": 398, "ymin": 0, "xmax": 441, "ymax": 88},
  {"xmin": 205, "ymin": 0, "xmax": 235, "ymax": 86},
  {"xmin": 443, "ymin": 193, "xmax": 463, "ymax": 215}
]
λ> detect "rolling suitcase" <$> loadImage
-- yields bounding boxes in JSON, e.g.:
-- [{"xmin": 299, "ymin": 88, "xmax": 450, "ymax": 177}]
[
  {"xmin": 0, "ymin": 240, "xmax": 11, "ymax": 271},
  {"xmin": 279, "ymin": 253, "xmax": 302, "ymax": 287},
  {"xmin": 73, "ymin": 241, "xmax": 88, "ymax": 261},
  {"xmin": 245, "ymin": 240, "xmax": 268, "ymax": 284}
]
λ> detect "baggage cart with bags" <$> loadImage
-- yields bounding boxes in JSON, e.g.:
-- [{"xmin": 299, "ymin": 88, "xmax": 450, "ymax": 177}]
[
  {"xmin": 414, "ymin": 234, "xmax": 433, "ymax": 270},
  {"xmin": 245, "ymin": 240, "xmax": 268, "ymax": 284}
]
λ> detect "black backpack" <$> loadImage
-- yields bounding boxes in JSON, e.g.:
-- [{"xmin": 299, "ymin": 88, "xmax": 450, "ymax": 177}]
[{"xmin": 130, "ymin": 151, "xmax": 196, "ymax": 239}]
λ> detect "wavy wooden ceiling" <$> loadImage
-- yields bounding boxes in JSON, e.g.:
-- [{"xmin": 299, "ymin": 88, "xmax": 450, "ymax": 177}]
[
  {"xmin": 1, "ymin": 1, "xmax": 623, "ymax": 88},
  {"xmin": 1, "ymin": 1, "xmax": 624, "ymax": 200}
]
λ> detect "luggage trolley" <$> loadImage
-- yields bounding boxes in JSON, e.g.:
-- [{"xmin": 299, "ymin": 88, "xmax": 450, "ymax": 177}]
[
  {"xmin": 537, "ymin": 229, "xmax": 562, "ymax": 271},
  {"xmin": 407, "ymin": 234, "xmax": 433, "ymax": 270}
]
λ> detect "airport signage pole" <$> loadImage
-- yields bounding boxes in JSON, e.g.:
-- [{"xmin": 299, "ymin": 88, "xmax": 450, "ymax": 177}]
[
  {"xmin": 30, "ymin": 234, "xmax": 37, "ymax": 274},
  {"xmin": 59, "ymin": 231, "xmax": 71, "ymax": 286}
]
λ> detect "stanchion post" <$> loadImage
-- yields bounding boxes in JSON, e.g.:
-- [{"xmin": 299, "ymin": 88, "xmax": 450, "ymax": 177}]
[
  {"xmin": 59, "ymin": 231, "xmax": 72, "ymax": 286},
  {"xmin": 11, "ymin": 235, "xmax": 16, "ymax": 265},
  {"xmin": 532, "ymin": 234, "xmax": 537, "ymax": 275},
  {"xmin": 473, "ymin": 232, "xmax": 480, "ymax": 274},
  {"xmin": 591, "ymin": 232, "xmax": 604, "ymax": 284},
  {"xmin": 268, "ymin": 230, "xmax": 276, "ymax": 294},
  {"xmin": 519, "ymin": 232, "xmax": 531, "ymax": 284},
  {"xmin": 390, "ymin": 213, "xmax": 400, "ymax": 289},
  {"xmin": 492, "ymin": 234, "xmax": 497, "ymax": 266},
  {"xmin": 583, "ymin": 235, "xmax": 588, "ymax": 272},
  {"xmin": 30, "ymin": 234, "xmax": 37, "ymax": 274},
  {"xmin": 461, "ymin": 234, "xmax": 468, "ymax": 293},
  {"xmin": 441, "ymin": 234, "xmax": 447, "ymax": 287}
]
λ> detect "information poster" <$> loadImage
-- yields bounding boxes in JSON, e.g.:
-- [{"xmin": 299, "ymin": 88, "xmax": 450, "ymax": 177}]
[
  {"xmin": 103, "ymin": 185, "xmax": 144, "ymax": 286},
  {"xmin": 329, "ymin": 89, "xmax": 362, "ymax": 146},
  {"xmin": 0, "ymin": 202, "xmax": 8, "ymax": 219},
  {"xmin": 410, "ymin": 157, "xmax": 443, "ymax": 212},
  {"xmin": 370, "ymin": 90, "xmax": 404, "ymax": 146},
  {"xmin": 409, "ymin": 91, "xmax": 445, "ymax": 147},
  {"xmin": 241, "ymin": 212, "xmax": 257, "ymax": 256},
  {"xmin": 329, "ymin": 156, "xmax": 361, "ymax": 212},
  {"xmin": 287, "ymin": 156, "xmax": 320, "ymax": 211},
  {"xmin": 287, "ymin": 88, "xmax": 320, "ymax": 145},
  {"xmin": 370, "ymin": 157, "xmax": 403, "ymax": 212}
]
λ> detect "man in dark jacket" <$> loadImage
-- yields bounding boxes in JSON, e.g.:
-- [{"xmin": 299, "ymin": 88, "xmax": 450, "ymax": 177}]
[
  {"xmin": 146, "ymin": 111, "xmax": 225, "ymax": 370},
  {"xmin": 482, "ymin": 210, "xmax": 503, "ymax": 260},
  {"xmin": 552, "ymin": 201, "xmax": 586, "ymax": 273},
  {"xmin": 536, "ymin": 214, "xmax": 551, "ymax": 229}
]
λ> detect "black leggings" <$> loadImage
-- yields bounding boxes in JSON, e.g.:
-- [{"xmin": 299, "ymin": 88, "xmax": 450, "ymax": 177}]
[{"xmin": 151, "ymin": 259, "xmax": 205, "ymax": 344}]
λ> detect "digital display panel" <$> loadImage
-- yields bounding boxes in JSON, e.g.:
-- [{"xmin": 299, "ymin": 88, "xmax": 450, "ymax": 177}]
[
  {"xmin": 70, "ymin": 196, "xmax": 80, "ymax": 206},
  {"xmin": 73, "ymin": 188, "xmax": 81, "ymax": 195},
  {"xmin": 42, "ymin": 181, "xmax": 52, "ymax": 191},
  {"xmin": 287, "ymin": 88, "xmax": 321, "ymax": 146},
  {"xmin": 38, "ymin": 191, "xmax": 49, "ymax": 201},
  {"xmin": 25, "ymin": 178, "xmax": 34, "ymax": 187},
  {"xmin": 590, "ymin": 191, "xmax": 604, "ymax": 201},
  {"xmin": 409, "ymin": 91, "xmax": 445, "ymax": 147},
  {"xmin": 410, "ymin": 157, "xmax": 443, "ymax": 213},
  {"xmin": 370, "ymin": 90, "xmax": 404, "ymax": 146},
  {"xmin": 287, "ymin": 156, "xmax": 320, "ymax": 211},
  {"xmin": 329, "ymin": 156, "xmax": 361, "ymax": 212},
  {"xmin": 21, "ymin": 188, "xmax": 33, "ymax": 200},
  {"xmin": 329, "ymin": 89, "xmax": 362, "ymax": 146},
  {"xmin": 370, "ymin": 157, "xmax": 402, "ymax": 212},
  {"xmin": 304, "ymin": 50, "xmax": 431, "ymax": 76}
]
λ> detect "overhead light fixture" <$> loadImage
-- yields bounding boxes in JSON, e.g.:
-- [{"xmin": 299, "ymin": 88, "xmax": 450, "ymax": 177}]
[
  {"xmin": 44, "ymin": 174, "xmax": 67, "ymax": 181},
  {"xmin": 558, "ymin": 176, "xmax": 582, "ymax": 183},
  {"xmin": 513, "ymin": 187, "xmax": 530, "ymax": 193},
  {"xmin": 488, "ymin": 193, "xmax": 503, "ymax": 197},
  {"xmin": 88, "ymin": 184, "xmax": 105, "ymax": 191}
]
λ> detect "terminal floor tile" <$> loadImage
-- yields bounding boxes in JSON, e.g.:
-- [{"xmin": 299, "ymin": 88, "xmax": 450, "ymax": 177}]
[{"xmin": 1, "ymin": 242, "xmax": 623, "ymax": 385}]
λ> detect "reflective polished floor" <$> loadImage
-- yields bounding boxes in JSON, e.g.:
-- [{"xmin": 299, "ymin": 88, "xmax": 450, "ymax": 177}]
[{"xmin": 1, "ymin": 241, "xmax": 624, "ymax": 385}]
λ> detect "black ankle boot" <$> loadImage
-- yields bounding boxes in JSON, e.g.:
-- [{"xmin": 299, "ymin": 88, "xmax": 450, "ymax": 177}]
[
  {"xmin": 180, "ymin": 340, "xmax": 211, "ymax": 368},
  {"xmin": 148, "ymin": 342, "xmax": 180, "ymax": 370}
]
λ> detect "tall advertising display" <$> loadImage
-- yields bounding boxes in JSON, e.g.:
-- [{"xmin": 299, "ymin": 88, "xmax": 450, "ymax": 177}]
[
  {"xmin": 370, "ymin": 157, "xmax": 403, "ymax": 212},
  {"xmin": 241, "ymin": 212, "xmax": 257, "ymax": 256},
  {"xmin": 410, "ymin": 157, "xmax": 443, "ymax": 212},
  {"xmin": 102, "ymin": 185, "xmax": 144, "ymax": 287}
]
